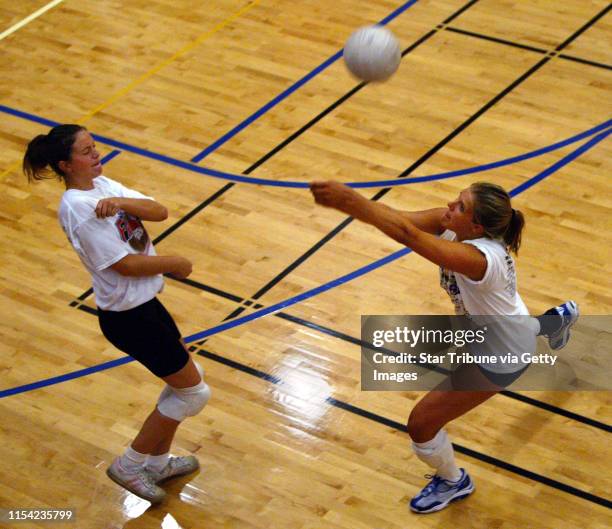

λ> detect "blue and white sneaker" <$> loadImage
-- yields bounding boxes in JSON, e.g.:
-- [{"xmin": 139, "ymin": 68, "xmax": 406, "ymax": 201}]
[
  {"xmin": 545, "ymin": 301, "xmax": 579, "ymax": 350},
  {"xmin": 409, "ymin": 469, "xmax": 474, "ymax": 513}
]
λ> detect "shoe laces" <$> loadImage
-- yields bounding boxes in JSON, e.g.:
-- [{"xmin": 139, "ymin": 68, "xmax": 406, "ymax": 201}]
[
  {"xmin": 421, "ymin": 475, "xmax": 444, "ymax": 496},
  {"xmin": 134, "ymin": 468, "xmax": 159, "ymax": 492}
]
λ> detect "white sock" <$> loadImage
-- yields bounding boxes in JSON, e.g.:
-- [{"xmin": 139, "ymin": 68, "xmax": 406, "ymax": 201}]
[
  {"xmin": 146, "ymin": 452, "xmax": 170, "ymax": 472},
  {"xmin": 412, "ymin": 429, "xmax": 462, "ymax": 482},
  {"xmin": 119, "ymin": 445, "xmax": 148, "ymax": 472}
]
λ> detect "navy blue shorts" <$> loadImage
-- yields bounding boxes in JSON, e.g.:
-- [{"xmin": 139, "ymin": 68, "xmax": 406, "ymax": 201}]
[
  {"xmin": 449, "ymin": 362, "xmax": 529, "ymax": 390},
  {"xmin": 477, "ymin": 364, "xmax": 529, "ymax": 388},
  {"xmin": 98, "ymin": 297, "xmax": 189, "ymax": 377}
]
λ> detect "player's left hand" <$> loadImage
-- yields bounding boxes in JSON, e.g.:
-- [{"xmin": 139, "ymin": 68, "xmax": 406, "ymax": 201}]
[{"xmin": 95, "ymin": 197, "xmax": 124, "ymax": 218}]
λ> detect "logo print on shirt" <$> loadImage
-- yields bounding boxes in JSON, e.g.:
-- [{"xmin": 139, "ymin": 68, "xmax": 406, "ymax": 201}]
[
  {"xmin": 115, "ymin": 212, "xmax": 150, "ymax": 253},
  {"xmin": 504, "ymin": 254, "xmax": 517, "ymax": 295},
  {"xmin": 440, "ymin": 268, "xmax": 468, "ymax": 315}
]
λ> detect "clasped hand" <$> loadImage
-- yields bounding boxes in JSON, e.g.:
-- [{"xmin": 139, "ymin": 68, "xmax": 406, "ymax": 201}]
[
  {"xmin": 310, "ymin": 180, "xmax": 359, "ymax": 215},
  {"xmin": 95, "ymin": 197, "xmax": 124, "ymax": 218}
]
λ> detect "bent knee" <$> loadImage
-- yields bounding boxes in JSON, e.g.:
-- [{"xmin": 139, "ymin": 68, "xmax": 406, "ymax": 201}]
[
  {"xmin": 407, "ymin": 409, "xmax": 444, "ymax": 442},
  {"xmin": 188, "ymin": 381, "xmax": 211, "ymax": 416},
  {"xmin": 157, "ymin": 380, "xmax": 211, "ymax": 421}
]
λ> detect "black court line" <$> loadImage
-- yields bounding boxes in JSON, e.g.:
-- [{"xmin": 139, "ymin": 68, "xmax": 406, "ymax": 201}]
[
  {"xmin": 442, "ymin": 0, "xmax": 480, "ymax": 24},
  {"xmin": 189, "ymin": 346, "xmax": 611, "ymax": 510},
  {"xmin": 244, "ymin": 1, "xmax": 487, "ymax": 298},
  {"xmin": 446, "ymin": 26, "xmax": 548, "ymax": 53},
  {"xmin": 558, "ymin": 53, "xmax": 612, "ymax": 71},
  {"xmin": 554, "ymin": 4, "xmax": 611, "ymax": 51},
  {"xmin": 446, "ymin": 26, "xmax": 612, "ymax": 71},
  {"xmin": 326, "ymin": 397, "xmax": 612, "ymax": 510}
]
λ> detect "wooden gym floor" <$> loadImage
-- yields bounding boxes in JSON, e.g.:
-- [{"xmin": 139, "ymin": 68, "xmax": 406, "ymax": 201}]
[{"xmin": 0, "ymin": 0, "xmax": 610, "ymax": 528}]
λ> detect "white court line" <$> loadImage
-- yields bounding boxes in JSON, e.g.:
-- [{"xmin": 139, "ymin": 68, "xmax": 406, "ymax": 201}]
[{"xmin": 0, "ymin": 0, "xmax": 65, "ymax": 41}]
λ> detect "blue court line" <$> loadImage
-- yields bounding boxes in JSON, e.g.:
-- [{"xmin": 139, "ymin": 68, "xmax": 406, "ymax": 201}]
[
  {"xmin": 101, "ymin": 149, "xmax": 122, "ymax": 165},
  {"xmin": 350, "ymin": 121, "xmax": 612, "ymax": 188},
  {"xmin": 0, "ymin": 357, "xmax": 133, "ymax": 398},
  {"xmin": 1, "ymin": 127, "xmax": 609, "ymax": 399},
  {"xmin": 190, "ymin": 0, "xmax": 420, "ymax": 163},
  {"xmin": 1, "ymin": 104, "xmax": 609, "ymax": 188}
]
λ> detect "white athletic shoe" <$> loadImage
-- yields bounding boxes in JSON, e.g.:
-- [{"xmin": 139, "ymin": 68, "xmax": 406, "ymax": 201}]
[
  {"xmin": 409, "ymin": 469, "xmax": 474, "ymax": 513},
  {"xmin": 106, "ymin": 458, "xmax": 165, "ymax": 504},
  {"xmin": 545, "ymin": 300, "xmax": 579, "ymax": 350},
  {"xmin": 146, "ymin": 455, "xmax": 200, "ymax": 484}
]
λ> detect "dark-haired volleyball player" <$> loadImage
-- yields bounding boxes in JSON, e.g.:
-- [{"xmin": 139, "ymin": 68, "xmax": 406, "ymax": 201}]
[{"xmin": 24, "ymin": 125, "xmax": 211, "ymax": 504}]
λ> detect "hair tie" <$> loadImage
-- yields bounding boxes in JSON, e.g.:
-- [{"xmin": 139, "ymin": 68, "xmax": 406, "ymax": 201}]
[{"xmin": 511, "ymin": 208, "xmax": 516, "ymax": 220}]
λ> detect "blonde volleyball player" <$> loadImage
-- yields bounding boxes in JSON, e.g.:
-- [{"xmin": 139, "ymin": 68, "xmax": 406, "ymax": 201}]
[
  {"xmin": 310, "ymin": 180, "xmax": 578, "ymax": 513},
  {"xmin": 23, "ymin": 125, "xmax": 211, "ymax": 504}
]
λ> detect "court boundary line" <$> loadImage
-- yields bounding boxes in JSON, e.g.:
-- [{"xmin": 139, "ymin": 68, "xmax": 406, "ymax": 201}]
[
  {"xmin": 161, "ymin": 286, "xmax": 611, "ymax": 432},
  {"xmin": 321, "ymin": 394, "xmax": 612, "ymax": 509},
  {"xmin": 2, "ymin": 126, "xmax": 609, "ymax": 400},
  {"xmin": 3, "ymin": 133, "xmax": 611, "ymax": 509},
  {"xmin": 190, "ymin": 0, "xmax": 611, "ymax": 162}
]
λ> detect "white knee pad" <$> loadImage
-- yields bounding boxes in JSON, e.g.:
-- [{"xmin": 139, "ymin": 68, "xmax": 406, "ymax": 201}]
[{"xmin": 157, "ymin": 381, "xmax": 211, "ymax": 422}]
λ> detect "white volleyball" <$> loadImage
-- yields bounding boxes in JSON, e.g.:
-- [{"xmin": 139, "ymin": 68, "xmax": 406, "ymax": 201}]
[{"xmin": 343, "ymin": 25, "xmax": 401, "ymax": 82}]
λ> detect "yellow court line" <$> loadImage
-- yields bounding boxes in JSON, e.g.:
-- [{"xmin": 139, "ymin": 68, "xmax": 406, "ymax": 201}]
[
  {"xmin": 77, "ymin": 0, "xmax": 262, "ymax": 124},
  {"xmin": 1, "ymin": 0, "xmax": 261, "ymax": 181},
  {"xmin": 0, "ymin": 0, "xmax": 66, "ymax": 41}
]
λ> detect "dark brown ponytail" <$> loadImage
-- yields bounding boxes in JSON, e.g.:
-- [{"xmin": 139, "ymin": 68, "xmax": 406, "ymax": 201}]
[
  {"xmin": 505, "ymin": 207, "xmax": 525, "ymax": 255},
  {"xmin": 470, "ymin": 182, "xmax": 525, "ymax": 254},
  {"xmin": 23, "ymin": 124, "xmax": 85, "ymax": 182}
]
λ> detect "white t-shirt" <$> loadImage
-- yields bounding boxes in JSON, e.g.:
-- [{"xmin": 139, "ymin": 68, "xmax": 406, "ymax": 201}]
[
  {"xmin": 439, "ymin": 230, "xmax": 528, "ymax": 316},
  {"xmin": 58, "ymin": 175, "xmax": 164, "ymax": 311},
  {"xmin": 439, "ymin": 230, "xmax": 536, "ymax": 373}
]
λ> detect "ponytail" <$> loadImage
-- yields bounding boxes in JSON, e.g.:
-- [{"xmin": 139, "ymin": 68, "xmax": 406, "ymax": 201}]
[
  {"xmin": 23, "ymin": 124, "xmax": 85, "ymax": 182},
  {"xmin": 504, "ymin": 208, "xmax": 525, "ymax": 255},
  {"xmin": 23, "ymin": 135, "xmax": 52, "ymax": 182},
  {"xmin": 470, "ymin": 182, "xmax": 525, "ymax": 255}
]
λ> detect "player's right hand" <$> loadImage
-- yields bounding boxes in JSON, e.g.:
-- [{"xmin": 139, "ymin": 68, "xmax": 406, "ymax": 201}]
[{"xmin": 169, "ymin": 256, "xmax": 193, "ymax": 279}]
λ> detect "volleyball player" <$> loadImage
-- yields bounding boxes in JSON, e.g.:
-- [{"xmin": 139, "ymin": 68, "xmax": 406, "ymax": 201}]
[
  {"xmin": 310, "ymin": 180, "xmax": 578, "ymax": 513},
  {"xmin": 23, "ymin": 125, "xmax": 211, "ymax": 504}
]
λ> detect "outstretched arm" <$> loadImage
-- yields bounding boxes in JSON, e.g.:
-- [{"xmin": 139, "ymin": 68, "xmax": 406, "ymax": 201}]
[
  {"xmin": 310, "ymin": 181, "xmax": 486, "ymax": 280},
  {"xmin": 373, "ymin": 202, "xmax": 447, "ymax": 235}
]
